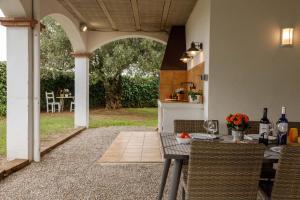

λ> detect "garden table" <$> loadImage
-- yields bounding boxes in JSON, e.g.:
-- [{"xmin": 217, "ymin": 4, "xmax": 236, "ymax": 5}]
[
  {"xmin": 56, "ymin": 96, "xmax": 74, "ymax": 111},
  {"xmin": 158, "ymin": 132, "xmax": 280, "ymax": 200}
]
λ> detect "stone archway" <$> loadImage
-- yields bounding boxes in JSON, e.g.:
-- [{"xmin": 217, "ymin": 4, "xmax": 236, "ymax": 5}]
[
  {"xmin": 45, "ymin": 13, "xmax": 86, "ymax": 52},
  {"xmin": 87, "ymin": 31, "xmax": 168, "ymax": 52}
]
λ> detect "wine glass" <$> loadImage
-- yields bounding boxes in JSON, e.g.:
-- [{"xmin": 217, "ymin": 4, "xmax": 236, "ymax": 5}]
[{"xmin": 203, "ymin": 120, "xmax": 218, "ymax": 135}]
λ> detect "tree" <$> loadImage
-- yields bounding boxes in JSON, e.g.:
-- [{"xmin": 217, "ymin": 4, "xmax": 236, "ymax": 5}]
[
  {"xmin": 40, "ymin": 16, "xmax": 74, "ymax": 79},
  {"xmin": 90, "ymin": 38, "xmax": 165, "ymax": 109},
  {"xmin": 40, "ymin": 16, "xmax": 166, "ymax": 109}
]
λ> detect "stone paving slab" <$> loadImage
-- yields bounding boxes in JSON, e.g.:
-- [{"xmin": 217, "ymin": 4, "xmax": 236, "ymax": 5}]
[{"xmin": 98, "ymin": 131, "xmax": 163, "ymax": 163}]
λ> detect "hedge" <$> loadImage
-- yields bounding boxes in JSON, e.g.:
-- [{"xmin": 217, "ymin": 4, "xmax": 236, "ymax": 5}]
[
  {"xmin": 121, "ymin": 76, "xmax": 159, "ymax": 107},
  {"xmin": 0, "ymin": 62, "xmax": 6, "ymax": 116},
  {"xmin": 40, "ymin": 75, "xmax": 159, "ymax": 110},
  {"xmin": 0, "ymin": 63, "xmax": 159, "ymax": 116}
]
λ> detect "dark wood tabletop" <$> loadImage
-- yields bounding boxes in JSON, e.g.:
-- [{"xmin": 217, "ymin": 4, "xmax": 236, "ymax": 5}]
[{"xmin": 160, "ymin": 132, "xmax": 280, "ymax": 161}]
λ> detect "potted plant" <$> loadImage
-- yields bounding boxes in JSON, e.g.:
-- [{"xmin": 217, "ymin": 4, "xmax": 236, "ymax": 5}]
[
  {"xmin": 175, "ymin": 88, "xmax": 185, "ymax": 101},
  {"xmin": 188, "ymin": 90, "xmax": 203, "ymax": 103},
  {"xmin": 226, "ymin": 113, "xmax": 250, "ymax": 142},
  {"xmin": 64, "ymin": 89, "xmax": 70, "ymax": 97}
]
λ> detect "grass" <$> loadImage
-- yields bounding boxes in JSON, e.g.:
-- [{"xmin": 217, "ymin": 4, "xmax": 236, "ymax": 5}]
[
  {"xmin": 89, "ymin": 107, "xmax": 158, "ymax": 128},
  {"xmin": 0, "ymin": 107, "xmax": 158, "ymax": 155}
]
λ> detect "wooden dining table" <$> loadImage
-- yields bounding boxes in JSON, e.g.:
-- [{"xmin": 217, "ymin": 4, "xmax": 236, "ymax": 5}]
[{"xmin": 157, "ymin": 132, "xmax": 280, "ymax": 200}]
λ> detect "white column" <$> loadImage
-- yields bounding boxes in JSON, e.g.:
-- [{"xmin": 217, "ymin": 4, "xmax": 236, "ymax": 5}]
[
  {"xmin": 33, "ymin": 24, "xmax": 40, "ymax": 162},
  {"xmin": 6, "ymin": 26, "xmax": 34, "ymax": 161},
  {"xmin": 33, "ymin": 0, "xmax": 41, "ymax": 162},
  {"xmin": 74, "ymin": 54, "xmax": 89, "ymax": 127}
]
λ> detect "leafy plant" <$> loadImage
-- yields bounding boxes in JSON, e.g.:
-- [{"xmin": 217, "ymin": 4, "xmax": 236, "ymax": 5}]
[{"xmin": 188, "ymin": 90, "xmax": 203, "ymax": 101}]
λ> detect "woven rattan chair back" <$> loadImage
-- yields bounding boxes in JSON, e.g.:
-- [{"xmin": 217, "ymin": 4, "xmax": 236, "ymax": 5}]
[
  {"xmin": 227, "ymin": 121, "xmax": 259, "ymax": 135},
  {"xmin": 246, "ymin": 122, "xmax": 300, "ymax": 135},
  {"xmin": 174, "ymin": 120, "xmax": 219, "ymax": 134},
  {"xmin": 186, "ymin": 141, "xmax": 265, "ymax": 200},
  {"xmin": 271, "ymin": 145, "xmax": 300, "ymax": 200},
  {"xmin": 247, "ymin": 121, "xmax": 260, "ymax": 134}
]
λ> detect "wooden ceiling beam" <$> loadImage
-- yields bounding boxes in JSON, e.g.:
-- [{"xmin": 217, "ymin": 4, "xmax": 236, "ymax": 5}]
[
  {"xmin": 130, "ymin": 0, "xmax": 141, "ymax": 31},
  {"xmin": 160, "ymin": 0, "xmax": 172, "ymax": 30},
  {"xmin": 95, "ymin": 0, "xmax": 118, "ymax": 30}
]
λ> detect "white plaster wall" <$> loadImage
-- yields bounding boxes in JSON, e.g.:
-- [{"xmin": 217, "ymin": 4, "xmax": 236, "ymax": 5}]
[
  {"xmin": 208, "ymin": 0, "xmax": 300, "ymax": 132},
  {"xmin": 185, "ymin": 0, "xmax": 211, "ymax": 119},
  {"xmin": 186, "ymin": 0, "xmax": 211, "ymax": 71},
  {"xmin": 0, "ymin": 0, "xmax": 27, "ymax": 17}
]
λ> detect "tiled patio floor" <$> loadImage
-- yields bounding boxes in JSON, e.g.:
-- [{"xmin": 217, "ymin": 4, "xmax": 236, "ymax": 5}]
[{"xmin": 98, "ymin": 131, "xmax": 163, "ymax": 163}]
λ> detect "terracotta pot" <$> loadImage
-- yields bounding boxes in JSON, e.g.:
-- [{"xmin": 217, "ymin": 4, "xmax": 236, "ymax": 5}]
[{"xmin": 177, "ymin": 93, "xmax": 185, "ymax": 101}]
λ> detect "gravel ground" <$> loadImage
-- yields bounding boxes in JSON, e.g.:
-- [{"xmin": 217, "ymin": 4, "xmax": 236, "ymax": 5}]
[{"xmin": 0, "ymin": 127, "xmax": 172, "ymax": 200}]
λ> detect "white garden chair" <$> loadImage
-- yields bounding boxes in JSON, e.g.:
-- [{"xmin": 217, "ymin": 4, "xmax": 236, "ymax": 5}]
[{"xmin": 45, "ymin": 91, "xmax": 61, "ymax": 113}]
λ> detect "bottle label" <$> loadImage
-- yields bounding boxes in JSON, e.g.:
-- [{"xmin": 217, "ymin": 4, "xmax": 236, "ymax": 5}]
[{"xmin": 259, "ymin": 123, "xmax": 270, "ymax": 136}]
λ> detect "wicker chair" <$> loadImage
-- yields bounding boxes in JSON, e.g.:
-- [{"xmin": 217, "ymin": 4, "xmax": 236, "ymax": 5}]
[
  {"xmin": 257, "ymin": 145, "xmax": 300, "ymax": 200},
  {"xmin": 180, "ymin": 141, "xmax": 265, "ymax": 200},
  {"xmin": 245, "ymin": 121, "xmax": 300, "ymax": 135},
  {"xmin": 247, "ymin": 121, "xmax": 260, "ymax": 134},
  {"xmin": 174, "ymin": 120, "xmax": 219, "ymax": 134},
  {"xmin": 227, "ymin": 121, "xmax": 259, "ymax": 135}
]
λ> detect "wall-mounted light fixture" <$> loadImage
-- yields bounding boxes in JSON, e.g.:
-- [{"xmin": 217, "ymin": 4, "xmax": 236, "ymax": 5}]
[
  {"xmin": 281, "ymin": 28, "xmax": 294, "ymax": 47},
  {"xmin": 180, "ymin": 42, "xmax": 203, "ymax": 63},
  {"xmin": 187, "ymin": 42, "xmax": 203, "ymax": 56},
  {"xmin": 180, "ymin": 52, "xmax": 192, "ymax": 63},
  {"xmin": 80, "ymin": 23, "xmax": 88, "ymax": 32}
]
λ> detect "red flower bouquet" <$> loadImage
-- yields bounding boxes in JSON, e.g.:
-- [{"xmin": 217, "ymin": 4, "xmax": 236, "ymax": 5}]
[{"xmin": 226, "ymin": 113, "xmax": 250, "ymax": 131}]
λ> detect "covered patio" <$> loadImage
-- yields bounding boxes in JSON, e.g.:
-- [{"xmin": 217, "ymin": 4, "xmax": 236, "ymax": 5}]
[{"xmin": 1, "ymin": 0, "xmax": 300, "ymax": 199}]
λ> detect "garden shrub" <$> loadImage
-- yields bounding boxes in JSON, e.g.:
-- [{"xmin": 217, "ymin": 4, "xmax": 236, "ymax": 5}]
[
  {"xmin": 0, "ymin": 62, "xmax": 6, "ymax": 116},
  {"xmin": 121, "ymin": 76, "xmax": 159, "ymax": 108}
]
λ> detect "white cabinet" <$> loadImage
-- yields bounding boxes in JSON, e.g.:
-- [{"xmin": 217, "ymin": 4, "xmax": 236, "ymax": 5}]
[{"xmin": 158, "ymin": 100, "xmax": 205, "ymax": 133}]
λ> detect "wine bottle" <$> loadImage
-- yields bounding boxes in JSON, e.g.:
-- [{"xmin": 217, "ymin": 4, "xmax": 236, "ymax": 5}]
[
  {"xmin": 259, "ymin": 108, "xmax": 270, "ymax": 145},
  {"xmin": 276, "ymin": 106, "xmax": 288, "ymax": 145}
]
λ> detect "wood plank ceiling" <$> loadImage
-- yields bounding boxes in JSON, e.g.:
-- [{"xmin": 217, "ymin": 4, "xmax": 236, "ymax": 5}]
[{"xmin": 57, "ymin": 0, "xmax": 197, "ymax": 32}]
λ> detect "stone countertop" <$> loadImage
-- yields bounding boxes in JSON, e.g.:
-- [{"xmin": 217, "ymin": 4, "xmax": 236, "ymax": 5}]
[{"xmin": 158, "ymin": 100, "xmax": 204, "ymax": 108}]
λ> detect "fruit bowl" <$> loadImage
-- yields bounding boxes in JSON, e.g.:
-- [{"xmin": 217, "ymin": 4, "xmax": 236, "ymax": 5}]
[{"xmin": 176, "ymin": 133, "xmax": 191, "ymax": 144}]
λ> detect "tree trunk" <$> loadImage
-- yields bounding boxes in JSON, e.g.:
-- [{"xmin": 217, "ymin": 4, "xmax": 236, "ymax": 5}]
[{"xmin": 104, "ymin": 75, "xmax": 122, "ymax": 109}]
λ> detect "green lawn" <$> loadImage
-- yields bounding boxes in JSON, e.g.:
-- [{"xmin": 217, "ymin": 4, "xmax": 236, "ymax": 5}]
[{"xmin": 0, "ymin": 108, "xmax": 158, "ymax": 155}]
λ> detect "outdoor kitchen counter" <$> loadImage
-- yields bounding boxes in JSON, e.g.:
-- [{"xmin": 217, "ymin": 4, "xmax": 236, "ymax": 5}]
[{"xmin": 157, "ymin": 100, "xmax": 204, "ymax": 132}]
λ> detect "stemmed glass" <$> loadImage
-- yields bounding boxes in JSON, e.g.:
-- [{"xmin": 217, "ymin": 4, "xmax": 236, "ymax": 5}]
[{"xmin": 203, "ymin": 120, "xmax": 218, "ymax": 135}]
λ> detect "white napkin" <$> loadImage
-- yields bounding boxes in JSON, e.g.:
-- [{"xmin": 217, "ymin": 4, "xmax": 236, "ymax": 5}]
[{"xmin": 192, "ymin": 133, "xmax": 217, "ymax": 140}]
